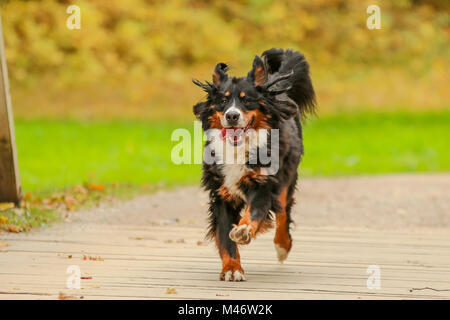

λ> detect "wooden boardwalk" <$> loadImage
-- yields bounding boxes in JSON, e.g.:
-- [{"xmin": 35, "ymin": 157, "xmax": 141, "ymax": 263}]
[{"xmin": 1, "ymin": 222, "xmax": 449, "ymax": 300}]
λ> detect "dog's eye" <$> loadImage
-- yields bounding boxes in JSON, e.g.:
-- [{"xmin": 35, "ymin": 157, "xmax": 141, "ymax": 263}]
[
  {"xmin": 221, "ymin": 98, "xmax": 227, "ymax": 105},
  {"xmin": 241, "ymin": 97, "xmax": 247, "ymax": 104}
]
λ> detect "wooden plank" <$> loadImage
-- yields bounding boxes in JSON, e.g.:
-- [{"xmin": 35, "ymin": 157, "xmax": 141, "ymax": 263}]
[
  {"xmin": 1, "ymin": 223, "xmax": 450, "ymax": 300},
  {"xmin": 0, "ymin": 10, "xmax": 21, "ymax": 204}
]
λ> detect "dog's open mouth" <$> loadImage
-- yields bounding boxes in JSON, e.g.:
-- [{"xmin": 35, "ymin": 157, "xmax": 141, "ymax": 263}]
[{"xmin": 220, "ymin": 116, "xmax": 255, "ymax": 146}]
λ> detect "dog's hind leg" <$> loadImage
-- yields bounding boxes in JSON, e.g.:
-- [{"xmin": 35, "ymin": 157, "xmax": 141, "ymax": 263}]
[{"xmin": 274, "ymin": 185, "xmax": 294, "ymax": 262}]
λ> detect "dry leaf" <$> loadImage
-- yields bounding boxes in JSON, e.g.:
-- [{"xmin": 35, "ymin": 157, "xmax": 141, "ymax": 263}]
[
  {"xmin": 23, "ymin": 192, "xmax": 33, "ymax": 200},
  {"xmin": 166, "ymin": 288, "xmax": 177, "ymax": 294},
  {"xmin": 83, "ymin": 254, "xmax": 103, "ymax": 261},
  {"xmin": 8, "ymin": 224, "xmax": 21, "ymax": 233},
  {"xmin": 81, "ymin": 276, "xmax": 93, "ymax": 280},
  {"xmin": 73, "ymin": 185, "xmax": 88, "ymax": 194},
  {"xmin": 89, "ymin": 184, "xmax": 105, "ymax": 191},
  {"xmin": 196, "ymin": 240, "xmax": 206, "ymax": 246},
  {"xmin": 58, "ymin": 292, "xmax": 80, "ymax": 300},
  {"xmin": 0, "ymin": 241, "xmax": 9, "ymax": 247}
]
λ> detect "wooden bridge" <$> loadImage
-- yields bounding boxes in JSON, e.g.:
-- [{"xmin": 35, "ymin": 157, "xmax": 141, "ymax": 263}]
[{"xmin": 1, "ymin": 221, "xmax": 449, "ymax": 299}]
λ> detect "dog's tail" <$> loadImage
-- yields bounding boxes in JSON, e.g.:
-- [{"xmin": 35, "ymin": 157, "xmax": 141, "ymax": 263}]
[{"xmin": 261, "ymin": 48, "xmax": 316, "ymax": 118}]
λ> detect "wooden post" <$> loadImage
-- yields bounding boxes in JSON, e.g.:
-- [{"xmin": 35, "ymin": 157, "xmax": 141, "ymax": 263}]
[{"xmin": 0, "ymin": 11, "xmax": 21, "ymax": 205}]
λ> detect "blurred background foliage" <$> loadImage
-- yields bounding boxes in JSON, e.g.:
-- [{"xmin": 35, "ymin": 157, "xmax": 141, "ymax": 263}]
[
  {"xmin": 1, "ymin": 0, "xmax": 448, "ymax": 231},
  {"xmin": 1, "ymin": 0, "xmax": 449, "ymax": 120}
]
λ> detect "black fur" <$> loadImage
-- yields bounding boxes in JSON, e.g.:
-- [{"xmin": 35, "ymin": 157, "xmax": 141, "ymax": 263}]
[
  {"xmin": 259, "ymin": 48, "xmax": 316, "ymax": 117},
  {"xmin": 192, "ymin": 48, "xmax": 316, "ymax": 279}
]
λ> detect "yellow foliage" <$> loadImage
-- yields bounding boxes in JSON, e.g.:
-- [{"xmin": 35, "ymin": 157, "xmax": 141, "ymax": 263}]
[{"xmin": 0, "ymin": 0, "xmax": 448, "ymax": 119}]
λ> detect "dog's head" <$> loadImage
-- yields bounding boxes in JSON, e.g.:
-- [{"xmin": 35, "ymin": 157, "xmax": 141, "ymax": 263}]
[{"xmin": 193, "ymin": 56, "xmax": 299, "ymax": 145}]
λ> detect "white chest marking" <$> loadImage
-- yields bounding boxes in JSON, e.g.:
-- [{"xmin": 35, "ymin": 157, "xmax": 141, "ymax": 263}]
[{"xmin": 221, "ymin": 164, "xmax": 250, "ymax": 200}]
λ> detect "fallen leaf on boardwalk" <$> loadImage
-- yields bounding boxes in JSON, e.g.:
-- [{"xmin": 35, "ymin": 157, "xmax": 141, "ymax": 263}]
[
  {"xmin": 68, "ymin": 255, "xmax": 72, "ymax": 259},
  {"xmin": 166, "ymin": 288, "xmax": 177, "ymax": 294},
  {"xmin": 164, "ymin": 240, "xmax": 173, "ymax": 243},
  {"xmin": 196, "ymin": 241, "xmax": 207, "ymax": 246},
  {"xmin": 81, "ymin": 276, "xmax": 93, "ymax": 280},
  {"xmin": 130, "ymin": 236, "xmax": 156, "ymax": 241},
  {"xmin": 89, "ymin": 184, "xmax": 105, "ymax": 191},
  {"xmin": 8, "ymin": 224, "xmax": 21, "ymax": 233},
  {"xmin": 0, "ymin": 249, "xmax": 7, "ymax": 253},
  {"xmin": 90, "ymin": 256, "xmax": 104, "ymax": 261},
  {"xmin": 0, "ymin": 241, "xmax": 9, "ymax": 247},
  {"xmin": 0, "ymin": 203, "xmax": 14, "ymax": 211},
  {"xmin": 83, "ymin": 255, "xmax": 104, "ymax": 261},
  {"xmin": 58, "ymin": 292, "xmax": 80, "ymax": 300}
]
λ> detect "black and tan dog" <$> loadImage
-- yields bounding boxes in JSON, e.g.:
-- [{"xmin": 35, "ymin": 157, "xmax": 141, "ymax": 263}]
[{"xmin": 193, "ymin": 48, "xmax": 316, "ymax": 281}]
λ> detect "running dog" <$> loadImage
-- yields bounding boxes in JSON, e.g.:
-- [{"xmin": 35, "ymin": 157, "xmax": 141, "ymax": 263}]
[{"xmin": 192, "ymin": 48, "xmax": 316, "ymax": 281}]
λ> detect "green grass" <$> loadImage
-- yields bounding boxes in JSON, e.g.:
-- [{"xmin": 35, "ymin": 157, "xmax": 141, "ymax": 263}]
[
  {"xmin": 16, "ymin": 120, "xmax": 202, "ymax": 193},
  {"xmin": 300, "ymin": 111, "xmax": 450, "ymax": 176},
  {"xmin": 0, "ymin": 208, "xmax": 60, "ymax": 232},
  {"xmin": 14, "ymin": 110, "xmax": 450, "ymax": 194}
]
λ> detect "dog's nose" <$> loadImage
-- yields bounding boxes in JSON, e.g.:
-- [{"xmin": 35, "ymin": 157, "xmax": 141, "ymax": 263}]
[{"xmin": 225, "ymin": 111, "xmax": 240, "ymax": 125}]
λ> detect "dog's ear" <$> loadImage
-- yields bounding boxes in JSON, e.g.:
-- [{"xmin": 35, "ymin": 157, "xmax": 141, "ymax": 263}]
[
  {"xmin": 249, "ymin": 55, "xmax": 267, "ymax": 87},
  {"xmin": 193, "ymin": 101, "xmax": 208, "ymax": 119},
  {"xmin": 212, "ymin": 62, "xmax": 228, "ymax": 87}
]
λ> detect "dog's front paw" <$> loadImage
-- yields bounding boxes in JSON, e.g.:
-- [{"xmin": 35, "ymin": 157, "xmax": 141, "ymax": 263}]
[
  {"xmin": 229, "ymin": 224, "xmax": 252, "ymax": 245},
  {"xmin": 220, "ymin": 269, "xmax": 246, "ymax": 282}
]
